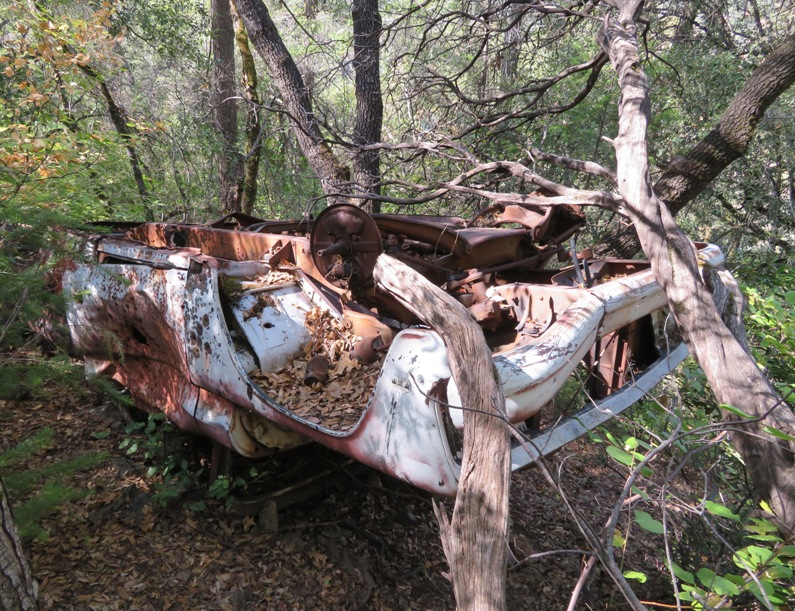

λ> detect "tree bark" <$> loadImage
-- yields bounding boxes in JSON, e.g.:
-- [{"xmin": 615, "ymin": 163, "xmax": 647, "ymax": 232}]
[
  {"xmin": 232, "ymin": 0, "xmax": 351, "ymax": 202},
  {"xmin": 598, "ymin": 1, "xmax": 795, "ymax": 532},
  {"xmin": 232, "ymin": 3, "xmax": 262, "ymax": 215},
  {"xmin": 597, "ymin": 32, "xmax": 795, "ymax": 258},
  {"xmin": 351, "ymin": 0, "xmax": 383, "ymax": 212},
  {"xmin": 373, "ymin": 254, "xmax": 510, "ymax": 610},
  {"xmin": 0, "ymin": 481, "xmax": 37, "ymax": 610},
  {"xmin": 211, "ymin": 0, "xmax": 241, "ymax": 213}
]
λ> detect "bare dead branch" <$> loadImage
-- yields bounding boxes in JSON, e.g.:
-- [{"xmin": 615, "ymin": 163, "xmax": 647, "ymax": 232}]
[
  {"xmin": 528, "ymin": 147, "xmax": 617, "ymax": 185},
  {"xmin": 320, "ymin": 158, "xmax": 627, "ymax": 213}
]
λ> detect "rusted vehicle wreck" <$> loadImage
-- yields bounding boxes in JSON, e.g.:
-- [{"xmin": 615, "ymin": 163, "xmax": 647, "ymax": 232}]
[{"xmin": 64, "ymin": 203, "xmax": 722, "ymax": 495}]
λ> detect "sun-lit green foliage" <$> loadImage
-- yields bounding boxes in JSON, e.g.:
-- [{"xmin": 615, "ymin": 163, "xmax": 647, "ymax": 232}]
[
  {"xmin": 594, "ymin": 366, "xmax": 795, "ymax": 609},
  {"xmin": 739, "ymin": 258, "xmax": 795, "ymax": 400},
  {"xmin": 588, "ymin": 246, "xmax": 795, "ymax": 607}
]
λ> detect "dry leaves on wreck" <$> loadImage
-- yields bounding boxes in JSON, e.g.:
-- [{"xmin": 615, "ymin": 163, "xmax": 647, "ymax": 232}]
[{"xmin": 251, "ymin": 307, "xmax": 382, "ymax": 431}]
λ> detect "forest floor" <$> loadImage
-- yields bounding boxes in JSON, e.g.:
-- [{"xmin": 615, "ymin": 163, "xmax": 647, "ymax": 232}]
[{"xmin": 3, "ymin": 389, "xmax": 675, "ymax": 610}]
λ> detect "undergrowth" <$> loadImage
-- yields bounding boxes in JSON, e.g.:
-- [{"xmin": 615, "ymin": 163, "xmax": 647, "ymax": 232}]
[
  {"xmin": 589, "ymin": 249, "xmax": 795, "ymax": 609},
  {"xmin": 0, "ymin": 428, "xmax": 107, "ymax": 541}
]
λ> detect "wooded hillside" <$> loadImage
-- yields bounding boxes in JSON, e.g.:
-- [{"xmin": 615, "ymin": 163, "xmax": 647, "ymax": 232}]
[{"xmin": 1, "ymin": 0, "xmax": 794, "ymax": 608}]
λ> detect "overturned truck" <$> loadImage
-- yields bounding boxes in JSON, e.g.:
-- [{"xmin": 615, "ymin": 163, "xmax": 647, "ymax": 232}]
[{"xmin": 64, "ymin": 203, "xmax": 722, "ymax": 494}]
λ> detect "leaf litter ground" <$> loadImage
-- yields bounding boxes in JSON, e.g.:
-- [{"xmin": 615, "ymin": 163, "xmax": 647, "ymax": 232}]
[{"xmin": 1, "ymin": 390, "xmax": 680, "ymax": 609}]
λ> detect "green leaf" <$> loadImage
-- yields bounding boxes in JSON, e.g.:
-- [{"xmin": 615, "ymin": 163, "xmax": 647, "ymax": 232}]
[
  {"xmin": 613, "ymin": 531, "xmax": 626, "ymax": 548},
  {"xmin": 669, "ymin": 561, "xmax": 695, "ymax": 584},
  {"xmin": 784, "ymin": 291, "xmax": 795, "ymax": 305},
  {"xmin": 90, "ymin": 431, "xmax": 109, "ymax": 440},
  {"xmin": 734, "ymin": 545, "xmax": 773, "ymax": 571},
  {"xmin": 696, "ymin": 567, "xmax": 715, "ymax": 589},
  {"xmin": 762, "ymin": 425, "xmax": 795, "ymax": 442},
  {"xmin": 713, "ymin": 575, "xmax": 740, "ymax": 597},
  {"xmin": 634, "ymin": 510, "xmax": 664, "ymax": 534},
  {"xmin": 681, "ymin": 583, "xmax": 708, "ymax": 600},
  {"xmin": 745, "ymin": 534, "xmax": 783, "ymax": 542},
  {"xmin": 747, "ymin": 579, "xmax": 779, "ymax": 605},
  {"xmin": 724, "ymin": 573, "xmax": 745, "ymax": 587},
  {"xmin": 606, "ymin": 445, "xmax": 635, "ymax": 467},
  {"xmin": 124, "ymin": 421, "xmax": 145, "ymax": 434},
  {"xmin": 696, "ymin": 568, "xmax": 740, "ymax": 596},
  {"xmin": 765, "ymin": 563, "xmax": 793, "ymax": 579},
  {"xmin": 623, "ymin": 570, "xmax": 647, "ymax": 583},
  {"xmin": 746, "ymin": 517, "xmax": 780, "ymax": 533},
  {"xmin": 720, "ymin": 403, "xmax": 754, "ymax": 419},
  {"xmin": 705, "ymin": 500, "xmax": 741, "ymax": 522}
]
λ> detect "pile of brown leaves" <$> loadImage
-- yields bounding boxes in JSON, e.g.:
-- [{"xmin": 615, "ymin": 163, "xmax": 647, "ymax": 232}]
[{"xmin": 250, "ymin": 307, "xmax": 382, "ymax": 431}]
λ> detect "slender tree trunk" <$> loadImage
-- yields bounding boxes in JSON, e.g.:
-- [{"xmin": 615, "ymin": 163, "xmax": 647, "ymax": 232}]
[
  {"xmin": 500, "ymin": 4, "xmax": 523, "ymax": 84},
  {"xmin": 705, "ymin": 0, "xmax": 736, "ymax": 50},
  {"xmin": 671, "ymin": 2, "xmax": 697, "ymax": 43},
  {"xmin": 599, "ymin": 0, "xmax": 795, "ymax": 533},
  {"xmin": 232, "ymin": 0, "xmax": 351, "ymax": 203},
  {"xmin": 351, "ymin": 0, "xmax": 383, "ymax": 212},
  {"xmin": 373, "ymin": 254, "xmax": 510, "ymax": 609},
  {"xmin": 0, "ymin": 481, "xmax": 37, "ymax": 610},
  {"xmin": 232, "ymin": 3, "xmax": 262, "ymax": 215},
  {"xmin": 597, "ymin": 32, "xmax": 795, "ymax": 258},
  {"xmin": 211, "ymin": 0, "xmax": 241, "ymax": 213},
  {"xmin": 52, "ymin": 71, "xmax": 112, "ymax": 215},
  {"xmin": 73, "ymin": 64, "xmax": 154, "ymax": 220}
]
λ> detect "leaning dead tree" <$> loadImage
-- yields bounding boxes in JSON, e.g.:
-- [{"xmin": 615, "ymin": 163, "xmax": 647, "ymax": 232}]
[
  {"xmin": 597, "ymin": 0, "xmax": 795, "ymax": 532},
  {"xmin": 373, "ymin": 255, "xmax": 511, "ymax": 610}
]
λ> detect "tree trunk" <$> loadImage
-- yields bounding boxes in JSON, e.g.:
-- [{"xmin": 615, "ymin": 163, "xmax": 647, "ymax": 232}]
[
  {"xmin": 232, "ymin": 3, "xmax": 262, "ymax": 215},
  {"xmin": 351, "ymin": 0, "xmax": 383, "ymax": 212},
  {"xmin": 500, "ymin": 4, "xmax": 523, "ymax": 84},
  {"xmin": 232, "ymin": 0, "xmax": 351, "ymax": 203},
  {"xmin": 598, "ymin": 1, "xmax": 795, "ymax": 533},
  {"xmin": 597, "ymin": 32, "xmax": 795, "ymax": 258},
  {"xmin": 211, "ymin": 0, "xmax": 241, "ymax": 213},
  {"xmin": 0, "ymin": 481, "xmax": 37, "ymax": 610},
  {"xmin": 71, "ymin": 63, "xmax": 154, "ymax": 220},
  {"xmin": 373, "ymin": 254, "xmax": 510, "ymax": 610}
]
